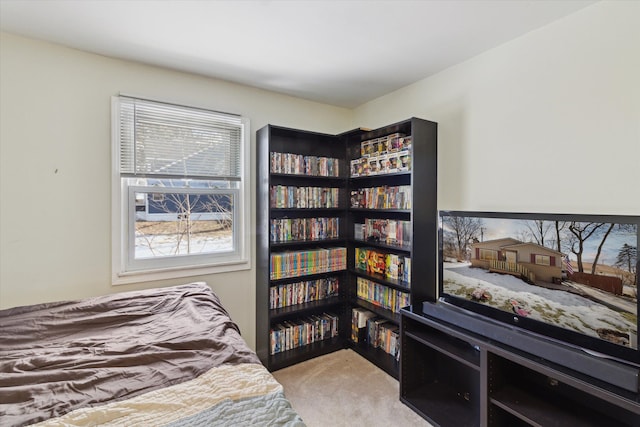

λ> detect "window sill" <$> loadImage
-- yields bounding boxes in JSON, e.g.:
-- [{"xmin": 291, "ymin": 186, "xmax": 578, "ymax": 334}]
[{"xmin": 112, "ymin": 259, "xmax": 251, "ymax": 286}]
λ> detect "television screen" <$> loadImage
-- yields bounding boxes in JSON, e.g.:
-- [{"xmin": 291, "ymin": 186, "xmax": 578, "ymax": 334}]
[{"xmin": 439, "ymin": 211, "xmax": 639, "ymax": 365}]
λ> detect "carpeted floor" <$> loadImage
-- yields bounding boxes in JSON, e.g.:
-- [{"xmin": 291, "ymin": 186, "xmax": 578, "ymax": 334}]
[{"xmin": 272, "ymin": 349, "xmax": 433, "ymax": 427}]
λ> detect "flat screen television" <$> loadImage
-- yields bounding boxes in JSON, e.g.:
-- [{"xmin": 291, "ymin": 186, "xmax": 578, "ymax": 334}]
[{"xmin": 438, "ymin": 210, "xmax": 639, "ymax": 367}]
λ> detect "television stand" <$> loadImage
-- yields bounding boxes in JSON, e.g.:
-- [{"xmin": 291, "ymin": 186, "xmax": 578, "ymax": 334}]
[{"xmin": 400, "ymin": 306, "xmax": 640, "ymax": 427}]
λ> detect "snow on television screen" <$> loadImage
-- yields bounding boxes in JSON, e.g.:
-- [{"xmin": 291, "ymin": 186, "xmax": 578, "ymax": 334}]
[{"xmin": 438, "ymin": 211, "xmax": 639, "ymax": 365}]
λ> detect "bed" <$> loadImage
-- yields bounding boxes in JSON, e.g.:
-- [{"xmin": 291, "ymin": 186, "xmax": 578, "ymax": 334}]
[{"xmin": 0, "ymin": 282, "xmax": 304, "ymax": 426}]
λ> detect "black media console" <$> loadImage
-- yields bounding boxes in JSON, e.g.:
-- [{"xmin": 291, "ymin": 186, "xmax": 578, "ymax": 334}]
[{"xmin": 400, "ymin": 305, "xmax": 640, "ymax": 427}]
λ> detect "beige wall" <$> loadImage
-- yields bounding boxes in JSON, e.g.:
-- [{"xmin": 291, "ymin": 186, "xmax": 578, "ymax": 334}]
[
  {"xmin": 2, "ymin": 1, "xmax": 639, "ymax": 350},
  {"xmin": 0, "ymin": 32, "xmax": 353, "ymax": 349},
  {"xmin": 354, "ymin": 1, "xmax": 640, "ymax": 216}
]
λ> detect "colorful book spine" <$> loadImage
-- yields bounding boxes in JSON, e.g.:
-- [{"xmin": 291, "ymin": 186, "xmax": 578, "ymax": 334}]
[
  {"xmin": 359, "ymin": 218, "xmax": 411, "ymax": 247},
  {"xmin": 270, "ymin": 152, "xmax": 340, "ymax": 177},
  {"xmin": 376, "ymin": 322, "xmax": 400, "ymax": 359},
  {"xmin": 270, "ymin": 186, "xmax": 340, "ymax": 209},
  {"xmin": 349, "ymin": 185, "xmax": 411, "ymax": 210},
  {"xmin": 351, "ymin": 307, "xmax": 376, "ymax": 343},
  {"xmin": 349, "ymin": 307, "xmax": 400, "ymax": 359},
  {"xmin": 353, "ymin": 248, "xmax": 411, "ymax": 284},
  {"xmin": 269, "ymin": 312, "xmax": 339, "ymax": 355},
  {"xmin": 270, "ymin": 217, "xmax": 340, "ymax": 242},
  {"xmin": 269, "ymin": 277, "xmax": 340, "ymax": 309},
  {"xmin": 270, "ymin": 247, "xmax": 347, "ymax": 280},
  {"xmin": 356, "ymin": 277, "xmax": 410, "ymax": 313}
]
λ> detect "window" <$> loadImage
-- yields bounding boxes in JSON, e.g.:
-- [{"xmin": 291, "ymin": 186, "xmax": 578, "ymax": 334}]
[
  {"xmin": 112, "ymin": 96, "xmax": 250, "ymax": 284},
  {"xmin": 534, "ymin": 254, "xmax": 551, "ymax": 266},
  {"xmin": 478, "ymin": 249, "xmax": 498, "ymax": 261}
]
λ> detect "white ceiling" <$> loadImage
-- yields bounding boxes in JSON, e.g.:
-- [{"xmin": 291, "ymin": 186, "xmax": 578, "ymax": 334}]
[{"xmin": 0, "ymin": 0, "xmax": 596, "ymax": 108}]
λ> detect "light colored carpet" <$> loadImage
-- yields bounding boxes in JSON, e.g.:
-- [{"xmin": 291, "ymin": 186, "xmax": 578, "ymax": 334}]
[{"xmin": 272, "ymin": 349, "xmax": 433, "ymax": 427}]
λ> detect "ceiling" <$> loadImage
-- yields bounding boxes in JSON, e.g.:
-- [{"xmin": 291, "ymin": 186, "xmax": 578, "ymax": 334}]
[{"xmin": 0, "ymin": 0, "xmax": 596, "ymax": 108}]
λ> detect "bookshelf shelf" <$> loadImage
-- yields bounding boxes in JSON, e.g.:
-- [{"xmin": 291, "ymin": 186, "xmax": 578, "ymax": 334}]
[
  {"xmin": 268, "ymin": 336, "xmax": 343, "ymax": 372},
  {"xmin": 354, "ymin": 299, "xmax": 401, "ymax": 324},
  {"xmin": 351, "ymin": 238, "xmax": 412, "ymax": 253},
  {"xmin": 270, "ymin": 238, "xmax": 346, "ymax": 248},
  {"xmin": 271, "ymin": 173, "xmax": 344, "ymax": 180},
  {"xmin": 349, "ymin": 170, "xmax": 411, "ymax": 180},
  {"xmin": 256, "ymin": 118, "xmax": 438, "ymax": 375},
  {"xmin": 349, "ymin": 208, "xmax": 411, "ymax": 215},
  {"xmin": 270, "ymin": 296, "xmax": 344, "ymax": 321},
  {"xmin": 268, "ymin": 270, "xmax": 344, "ymax": 285},
  {"xmin": 352, "ymin": 340, "xmax": 400, "ymax": 378},
  {"xmin": 270, "ymin": 207, "xmax": 344, "ymax": 211},
  {"xmin": 349, "ymin": 268, "xmax": 410, "ymax": 292}
]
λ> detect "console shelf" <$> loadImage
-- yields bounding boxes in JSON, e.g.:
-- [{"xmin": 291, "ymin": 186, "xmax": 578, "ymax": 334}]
[
  {"xmin": 404, "ymin": 382, "xmax": 478, "ymax": 427},
  {"xmin": 404, "ymin": 329, "xmax": 480, "ymax": 370},
  {"xmin": 490, "ymin": 386, "xmax": 622, "ymax": 427}
]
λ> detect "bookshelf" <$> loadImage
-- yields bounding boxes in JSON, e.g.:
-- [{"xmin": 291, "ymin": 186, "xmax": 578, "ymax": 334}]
[
  {"xmin": 256, "ymin": 118, "xmax": 438, "ymax": 375},
  {"xmin": 256, "ymin": 125, "xmax": 349, "ymax": 371},
  {"xmin": 345, "ymin": 118, "xmax": 437, "ymax": 378}
]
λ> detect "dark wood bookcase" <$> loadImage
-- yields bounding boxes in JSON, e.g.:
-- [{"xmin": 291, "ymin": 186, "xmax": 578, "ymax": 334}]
[
  {"xmin": 255, "ymin": 125, "xmax": 349, "ymax": 372},
  {"xmin": 256, "ymin": 118, "xmax": 438, "ymax": 375}
]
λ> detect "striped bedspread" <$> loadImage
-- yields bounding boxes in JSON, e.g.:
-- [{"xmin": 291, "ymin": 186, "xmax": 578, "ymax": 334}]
[{"xmin": 33, "ymin": 363, "xmax": 304, "ymax": 427}]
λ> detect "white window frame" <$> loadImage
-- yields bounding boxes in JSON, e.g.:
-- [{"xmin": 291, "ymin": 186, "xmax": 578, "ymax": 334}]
[{"xmin": 111, "ymin": 95, "xmax": 251, "ymax": 285}]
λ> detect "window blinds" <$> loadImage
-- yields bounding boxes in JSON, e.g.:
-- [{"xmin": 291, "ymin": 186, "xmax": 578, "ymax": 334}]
[{"xmin": 118, "ymin": 96, "xmax": 242, "ymax": 180}]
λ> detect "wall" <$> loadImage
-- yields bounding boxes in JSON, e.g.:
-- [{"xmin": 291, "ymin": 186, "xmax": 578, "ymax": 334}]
[
  {"xmin": 0, "ymin": 32, "xmax": 353, "ymax": 349},
  {"xmin": 2, "ymin": 1, "xmax": 638, "ymax": 351},
  {"xmin": 354, "ymin": 1, "xmax": 640, "ymax": 216}
]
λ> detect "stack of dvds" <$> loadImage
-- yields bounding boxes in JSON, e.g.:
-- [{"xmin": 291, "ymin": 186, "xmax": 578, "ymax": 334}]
[
  {"xmin": 358, "ymin": 218, "xmax": 411, "ymax": 247},
  {"xmin": 269, "ymin": 312, "xmax": 339, "ymax": 355},
  {"xmin": 354, "ymin": 247, "xmax": 411, "ymax": 283},
  {"xmin": 270, "ymin": 247, "xmax": 347, "ymax": 280},
  {"xmin": 270, "ymin": 217, "xmax": 339, "ymax": 242},
  {"xmin": 349, "ymin": 185, "xmax": 411, "ymax": 210},
  {"xmin": 269, "ymin": 277, "xmax": 339, "ymax": 309},
  {"xmin": 384, "ymin": 253, "xmax": 411, "ymax": 282},
  {"xmin": 367, "ymin": 318, "xmax": 400, "ymax": 360},
  {"xmin": 270, "ymin": 152, "xmax": 340, "ymax": 177},
  {"xmin": 356, "ymin": 277, "xmax": 410, "ymax": 313},
  {"xmin": 352, "ymin": 307, "xmax": 376, "ymax": 343},
  {"xmin": 351, "ymin": 308, "xmax": 400, "ymax": 360},
  {"xmin": 270, "ymin": 185, "xmax": 340, "ymax": 209}
]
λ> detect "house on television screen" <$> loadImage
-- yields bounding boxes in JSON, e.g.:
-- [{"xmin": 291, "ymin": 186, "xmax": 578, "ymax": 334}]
[{"xmin": 470, "ymin": 238, "xmax": 563, "ymax": 284}]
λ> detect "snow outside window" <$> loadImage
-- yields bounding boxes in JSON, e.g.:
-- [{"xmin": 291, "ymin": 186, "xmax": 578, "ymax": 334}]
[{"xmin": 111, "ymin": 96, "xmax": 250, "ymax": 284}]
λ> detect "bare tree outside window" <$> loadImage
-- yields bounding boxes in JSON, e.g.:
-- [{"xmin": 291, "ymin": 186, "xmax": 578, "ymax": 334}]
[
  {"xmin": 133, "ymin": 182, "xmax": 235, "ymax": 259},
  {"xmin": 520, "ymin": 219, "xmax": 553, "ymax": 247},
  {"xmin": 442, "ymin": 216, "xmax": 484, "ymax": 261}
]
